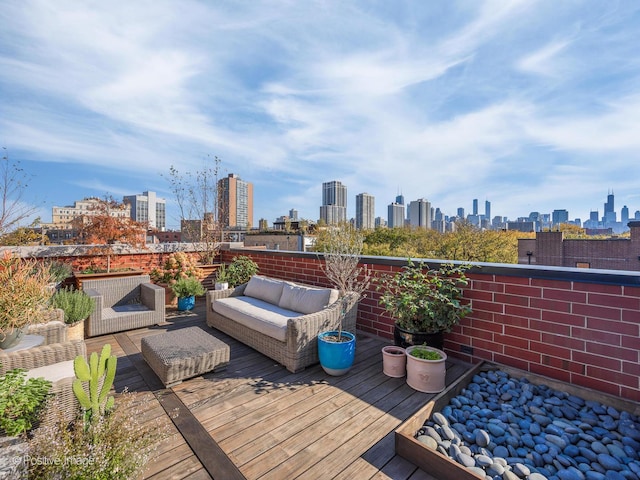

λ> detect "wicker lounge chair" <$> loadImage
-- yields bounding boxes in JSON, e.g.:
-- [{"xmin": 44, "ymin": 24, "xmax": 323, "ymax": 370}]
[
  {"xmin": 83, "ymin": 275, "xmax": 165, "ymax": 337},
  {"xmin": 0, "ymin": 309, "xmax": 86, "ymax": 422}
]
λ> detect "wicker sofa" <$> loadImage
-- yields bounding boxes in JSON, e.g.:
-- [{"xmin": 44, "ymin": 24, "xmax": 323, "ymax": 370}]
[
  {"xmin": 0, "ymin": 309, "xmax": 86, "ymax": 422},
  {"xmin": 83, "ymin": 275, "xmax": 165, "ymax": 337},
  {"xmin": 205, "ymin": 275, "xmax": 358, "ymax": 373}
]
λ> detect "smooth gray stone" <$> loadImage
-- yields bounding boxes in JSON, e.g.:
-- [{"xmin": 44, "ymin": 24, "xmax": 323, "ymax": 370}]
[
  {"xmin": 486, "ymin": 463, "xmax": 505, "ymax": 476},
  {"xmin": 502, "ymin": 470, "xmax": 520, "ymax": 480},
  {"xmin": 476, "ymin": 429, "xmax": 491, "ymax": 447},
  {"xmin": 528, "ymin": 473, "xmax": 549, "ymax": 480},
  {"xmin": 433, "ymin": 412, "xmax": 448, "ymax": 427},
  {"xmin": 416, "ymin": 435, "xmax": 438, "ymax": 450},
  {"xmin": 512, "ymin": 463, "xmax": 530, "ymax": 477},
  {"xmin": 475, "ymin": 454, "xmax": 493, "ymax": 467},
  {"xmin": 546, "ymin": 434, "xmax": 567, "ymax": 450},
  {"xmin": 457, "ymin": 452, "xmax": 475, "ymax": 468}
]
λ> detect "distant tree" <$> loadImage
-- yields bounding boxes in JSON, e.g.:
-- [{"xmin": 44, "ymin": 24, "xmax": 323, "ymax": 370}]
[
  {"xmin": 0, "ymin": 224, "xmax": 45, "ymax": 246},
  {"xmin": 165, "ymin": 155, "xmax": 226, "ymax": 264},
  {"xmin": 0, "ymin": 147, "xmax": 40, "ymax": 236},
  {"xmin": 75, "ymin": 196, "xmax": 147, "ymax": 272}
]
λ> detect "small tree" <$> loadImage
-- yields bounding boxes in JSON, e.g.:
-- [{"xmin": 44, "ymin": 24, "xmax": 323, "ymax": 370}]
[
  {"xmin": 76, "ymin": 196, "xmax": 147, "ymax": 272},
  {"xmin": 320, "ymin": 224, "xmax": 372, "ymax": 338},
  {"xmin": 0, "ymin": 147, "xmax": 40, "ymax": 237},
  {"xmin": 165, "ymin": 155, "xmax": 226, "ymax": 264}
]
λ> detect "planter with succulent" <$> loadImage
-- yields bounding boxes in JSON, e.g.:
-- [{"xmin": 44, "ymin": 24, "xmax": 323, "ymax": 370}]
[
  {"xmin": 376, "ymin": 261, "xmax": 472, "ymax": 350},
  {"xmin": 0, "ymin": 252, "xmax": 54, "ymax": 350},
  {"xmin": 405, "ymin": 345, "xmax": 447, "ymax": 393},
  {"xmin": 51, "ymin": 287, "xmax": 96, "ymax": 340},
  {"xmin": 318, "ymin": 226, "xmax": 372, "ymax": 376},
  {"xmin": 214, "ymin": 264, "xmax": 229, "ymax": 290},
  {"xmin": 170, "ymin": 276, "xmax": 206, "ymax": 311}
]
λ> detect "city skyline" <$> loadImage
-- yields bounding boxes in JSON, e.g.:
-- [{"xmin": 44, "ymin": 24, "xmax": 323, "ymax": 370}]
[{"xmin": 2, "ymin": 2, "xmax": 640, "ymax": 229}]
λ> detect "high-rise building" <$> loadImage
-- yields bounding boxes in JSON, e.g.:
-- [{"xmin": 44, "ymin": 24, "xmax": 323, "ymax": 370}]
[
  {"xmin": 473, "ymin": 199, "xmax": 479, "ymax": 216},
  {"xmin": 355, "ymin": 193, "xmax": 375, "ymax": 230},
  {"xmin": 622, "ymin": 205, "xmax": 629, "ymax": 225},
  {"xmin": 485, "ymin": 200, "xmax": 491, "ymax": 220},
  {"xmin": 123, "ymin": 191, "xmax": 166, "ymax": 231},
  {"xmin": 604, "ymin": 191, "xmax": 616, "ymax": 224},
  {"xmin": 457, "ymin": 207, "xmax": 465, "ymax": 219},
  {"xmin": 388, "ymin": 202, "xmax": 405, "ymax": 228},
  {"xmin": 218, "ymin": 173, "xmax": 253, "ymax": 229},
  {"xmin": 552, "ymin": 209, "xmax": 569, "ymax": 227},
  {"xmin": 396, "ymin": 193, "xmax": 405, "ymax": 205},
  {"xmin": 408, "ymin": 198, "xmax": 431, "ymax": 229},
  {"xmin": 320, "ymin": 180, "xmax": 347, "ymax": 224}
]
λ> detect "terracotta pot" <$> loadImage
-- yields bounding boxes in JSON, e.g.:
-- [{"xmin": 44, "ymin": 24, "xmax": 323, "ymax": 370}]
[
  {"xmin": 405, "ymin": 345, "xmax": 447, "ymax": 393},
  {"xmin": 67, "ymin": 320, "xmax": 85, "ymax": 341},
  {"xmin": 382, "ymin": 345, "xmax": 406, "ymax": 378}
]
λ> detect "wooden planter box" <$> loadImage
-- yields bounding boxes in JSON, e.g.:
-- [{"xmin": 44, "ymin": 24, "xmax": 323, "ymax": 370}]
[
  {"xmin": 73, "ymin": 270, "xmax": 146, "ymax": 290},
  {"xmin": 395, "ymin": 361, "xmax": 640, "ymax": 480}
]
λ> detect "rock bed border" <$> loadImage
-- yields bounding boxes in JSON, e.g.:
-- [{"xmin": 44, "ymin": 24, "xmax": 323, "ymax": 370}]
[{"xmin": 395, "ymin": 361, "xmax": 640, "ymax": 480}]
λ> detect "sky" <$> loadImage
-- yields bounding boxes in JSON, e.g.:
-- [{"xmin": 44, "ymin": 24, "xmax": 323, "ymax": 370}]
[{"xmin": 2, "ymin": 1, "xmax": 640, "ymax": 230}]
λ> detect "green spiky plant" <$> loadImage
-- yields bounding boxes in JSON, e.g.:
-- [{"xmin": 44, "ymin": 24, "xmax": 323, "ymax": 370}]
[{"xmin": 72, "ymin": 344, "xmax": 116, "ymax": 425}]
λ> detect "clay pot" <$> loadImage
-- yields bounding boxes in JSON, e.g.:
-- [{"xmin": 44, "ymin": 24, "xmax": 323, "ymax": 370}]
[
  {"xmin": 382, "ymin": 345, "xmax": 406, "ymax": 378},
  {"xmin": 405, "ymin": 345, "xmax": 447, "ymax": 393}
]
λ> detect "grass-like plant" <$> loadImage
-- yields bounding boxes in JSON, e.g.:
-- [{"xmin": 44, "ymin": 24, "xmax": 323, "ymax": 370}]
[
  {"xmin": 409, "ymin": 347, "xmax": 442, "ymax": 360},
  {"xmin": 51, "ymin": 287, "xmax": 96, "ymax": 325},
  {"xmin": 170, "ymin": 276, "xmax": 206, "ymax": 298},
  {"xmin": 0, "ymin": 367, "xmax": 51, "ymax": 436}
]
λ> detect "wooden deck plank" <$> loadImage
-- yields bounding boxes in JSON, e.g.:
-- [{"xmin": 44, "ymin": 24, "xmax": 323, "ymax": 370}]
[{"xmin": 82, "ymin": 299, "xmax": 474, "ymax": 480}]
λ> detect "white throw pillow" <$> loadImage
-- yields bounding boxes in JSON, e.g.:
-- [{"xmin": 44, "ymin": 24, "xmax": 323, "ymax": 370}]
[
  {"xmin": 279, "ymin": 282, "xmax": 334, "ymax": 314},
  {"xmin": 244, "ymin": 276, "xmax": 285, "ymax": 305}
]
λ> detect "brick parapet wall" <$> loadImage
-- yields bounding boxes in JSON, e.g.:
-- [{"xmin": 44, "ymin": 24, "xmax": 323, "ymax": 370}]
[{"xmin": 11, "ymin": 245, "xmax": 640, "ymax": 401}]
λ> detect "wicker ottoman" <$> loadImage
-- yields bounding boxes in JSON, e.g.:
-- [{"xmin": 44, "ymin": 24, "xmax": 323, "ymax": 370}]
[{"xmin": 141, "ymin": 327, "xmax": 230, "ymax": 387}]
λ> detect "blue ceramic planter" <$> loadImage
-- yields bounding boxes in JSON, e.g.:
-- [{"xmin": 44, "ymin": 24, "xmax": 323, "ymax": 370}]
[
  {"xmin": 177, "ymin": 296, "xmax": 195, "ymax": 311},
  {"xmin": 318, "ymin": 330, "xmax": 356, "ymax": 376}
]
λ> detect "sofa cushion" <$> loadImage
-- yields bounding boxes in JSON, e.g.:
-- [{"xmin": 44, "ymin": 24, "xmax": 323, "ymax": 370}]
[
  {"xmin": 25, "ymin": 360, "xmax": 75, "ymax": 383},
  {"xmin": 212, "ymin": 296, "xmax": 302, "ymax": 342},
  {"xmin": 278, "ymin": 282, "xmax": 339, "ymax": 315},
  {"xmin": 244, "ymin": 276, "xmax": 285, "ymax": 305}
]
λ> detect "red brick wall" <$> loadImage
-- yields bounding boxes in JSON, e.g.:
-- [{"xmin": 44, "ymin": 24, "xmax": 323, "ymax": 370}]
[{"xmin": 221, "ymin": 249, "xmax": 640, "ymax": 402}]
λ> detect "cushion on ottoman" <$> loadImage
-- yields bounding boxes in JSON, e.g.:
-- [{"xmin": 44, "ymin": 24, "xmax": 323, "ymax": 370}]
[{"xmin": 141, "ymin": 327, "xmax": 229, "ymax": 387}]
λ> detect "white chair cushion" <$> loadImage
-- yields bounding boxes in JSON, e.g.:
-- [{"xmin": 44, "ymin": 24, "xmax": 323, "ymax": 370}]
[
  {"xmin": 213, "ymin": 296, "xmax": 301, "ymax": 342},
  {"xmin": 244, "ymin": 276, "xmax": 285, "ymax": 305},
  {"xmin": 278, "ymin": 282, "xmax": 339, "ymax": 315},
  {"xmin": 25, "ymin": 360, "xmax": 75, "ymax": 383}
]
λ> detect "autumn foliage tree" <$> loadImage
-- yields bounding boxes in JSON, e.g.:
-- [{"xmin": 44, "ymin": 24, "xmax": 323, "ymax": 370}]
[{"xmin": 76, "ymin": 197, "xmax": 147, "ymax": 272}]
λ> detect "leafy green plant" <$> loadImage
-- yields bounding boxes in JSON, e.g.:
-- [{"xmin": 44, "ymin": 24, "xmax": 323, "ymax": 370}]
[
  {"xmin": 409, "ymin": 346, "xmax": 442, "ymax": 360},
  {"xmin": 0, "ymin": 367, "xmax": 51, "ymax": 436},
  {"xmin": 215, "ymin": 264, "xmax": 229, "ymax": 283},
  {"xmin": 225, "ymin": 255, "xmax": 259, "ymax": 287},
  {"xmin": 170, "ymin": 276, "xmax": 206, "ymax": 298},
  {"xmin": 51, "ymin": 287, "xmax": 95, "ymax": 325},
  {"xmin": 45, "ymin": 260, "xmax": 73, "ymax": 283},
  {"xmin": 376, "ymin": 261, "xmax": 472, "ymax": 334}
]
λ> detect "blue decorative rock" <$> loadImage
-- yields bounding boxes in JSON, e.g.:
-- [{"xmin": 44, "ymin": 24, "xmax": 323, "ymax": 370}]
[
  {"xmin": 597, "ymin": 453, "xmax": 622, "ymax": 471},
  {"xmin": 476, "ymin": 429, "xmax": 490, "ymax": 447}
]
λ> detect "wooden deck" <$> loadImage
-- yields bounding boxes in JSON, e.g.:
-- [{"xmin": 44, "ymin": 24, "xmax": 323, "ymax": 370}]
[{"xmin": 85, "ymin": 299, "xmax": 472, "ymax": 480}]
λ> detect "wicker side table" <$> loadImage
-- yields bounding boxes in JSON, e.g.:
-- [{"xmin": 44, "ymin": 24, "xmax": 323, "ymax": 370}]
[{"xmin": 141, "ymin": 327, "xmax": 230, "ymax": 387}]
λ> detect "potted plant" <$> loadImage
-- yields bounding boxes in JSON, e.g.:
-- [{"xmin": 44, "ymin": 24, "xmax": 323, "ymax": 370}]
[
  {"xmin": 382, "ymin": 345, "xmax": 407, "ymax": 378},
  {"xmin": 376, "ymin": 261, "xmax": 471, "ymax": 350},
  {"xmin": 151, "ymin": 251, "xmax": 204, "ymax": 305},
  {"xmin": 224, "ymin": 255, "xmax": 259, "ymax": 288},
  {"xmin": 51, "ymin": 287, "xmax": 96, "ymax": 340},
  {"xmin": 0, "ymin": 252, "xmax": 54, "ymax": 349},
  {"xmin": 405, "ymin": 344, "xmax": 447, "ymax": 393},
  {"xmin": 318, "ymin": 226, "xmax": 372, "ymax": 376},
  {"xmin": 170, "ymin": 276, "xmax": 206, "ymax": 311},
  {"xmin": 214, "ymin": 264, "xmax": 229, "ymax": 290}
]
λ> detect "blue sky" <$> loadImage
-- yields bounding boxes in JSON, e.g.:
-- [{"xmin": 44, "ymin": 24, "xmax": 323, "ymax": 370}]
[{"xmin": 2, "ymin": 1, "xmax": 640, "ymax": 230}]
